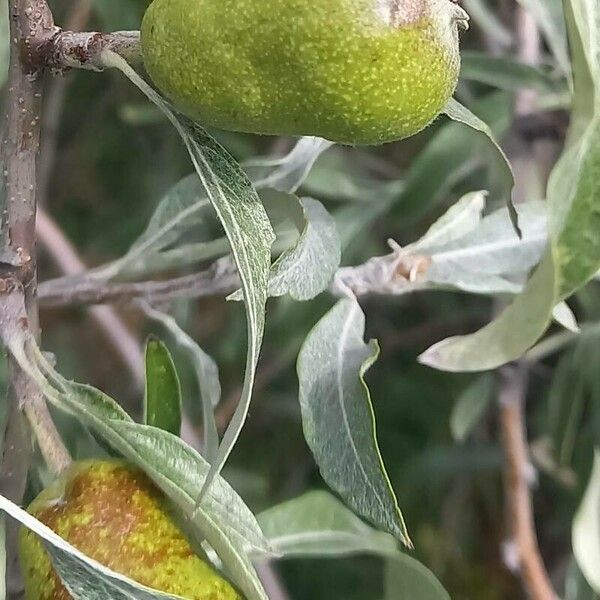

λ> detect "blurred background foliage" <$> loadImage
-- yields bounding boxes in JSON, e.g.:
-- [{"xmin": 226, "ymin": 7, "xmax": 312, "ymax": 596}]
[{"xmin": 1, "ymin": 0, "xmax": 597, "ymax": 598}]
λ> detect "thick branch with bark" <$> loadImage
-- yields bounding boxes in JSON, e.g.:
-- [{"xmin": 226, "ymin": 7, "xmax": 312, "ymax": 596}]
[
  {"xmin": 0, "ymin": 0, "xmax": 145, "ymax": 477},
  {"xmin": 2, "ymin": 0, "xmax": 70, "ymax": 474}
]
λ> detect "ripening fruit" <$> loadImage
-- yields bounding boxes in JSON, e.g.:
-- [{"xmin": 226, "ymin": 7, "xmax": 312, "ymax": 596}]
[
  {"xmin": 19, "ymin": 460, "xmax": 241, "ymax": 600},
  {"xmin": 141, "ymin": 0, "xmax": 468, "ymax": 145}
]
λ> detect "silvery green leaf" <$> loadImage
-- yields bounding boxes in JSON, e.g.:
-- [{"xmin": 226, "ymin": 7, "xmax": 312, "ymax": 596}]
[
  {"xmin": 450, "ymin": 374, "xmax": 494, "ymax": 442},
  {"xmin": 117, "ymin": 175, "xmax": 207, "ymax": 259},
  {"xmin": 260, "ymin": 188, "xmax": 306, "ymax": 233},
  {"xmin": 93, "ymin": 174, "xmax": 226, "ymax": 280},
  {"xmin": 0, "ymin": 494, "xmax": 183, "ymax": 600},
  {"xmin": 524, "ymin": 328, "xmax": 579, "ymax": 363},
  {"xmin": 334, "ymin": 197, "xmax": 547, "ymax": 299},
  {"xmin": 297, "ymin": 298, "xmax": 410, "ymax": 546},
  {"xmin": 552, "ymin": 302, "xmax": 580, "ymax": 332},
  {"xmin": 257, "ymin": 491, "xmax": 397, "ymax": 558},
  {"xmin": 412, "ymin": 191, "xmax": 486, "ymax": 252},
  {"xmin": 94, "ymin": 134, "xmax": 330, "ymax": 280},
  {"xmin": 101, "ymin": 52, "xmax": 275, "ymax": 504},
  {"xmin": 268, "ymin": 198, "xmax": 341, "ymax": 300},
  {"xmin": 422, "ymin": 134, "xmax": 600, "ymax": 371},
  {"xmin": 573, "ymin": 451, "xmax": 600, "ymax": 593},
  {"xmin": 384, "ymin": 554, "xmax": 450, "ymax": 600},
  {"xmin": 427, "ymin": 269, "xmax": 522, "ymax": 295},
  {"xmin": 419, "ymin": 255, "xmax": 556, "ymax": 372},
  {"xmin": 143, "ymin": 305, "xmax": 220, "ymax": 464},
  {"xmin": 244, "ymin": 137, "xmax": 333, "ymax": 193},
  {"xmin": 230, "ymin": 194, "xmax": 341, "ymax": 301},
  {"xmin": 443, "ymin": 99, "xmax": 518, "ymax": 233},
  {"xmin": 255, "ymin": 492, "xmax": 448, "ymax": 599},
  {"xmin": 420, "ymin": 1, "xmax": 600, "ymax": 372},
  {"xmin": 426, "ymin": 201, "xmax": 547, "ymax": 280}
]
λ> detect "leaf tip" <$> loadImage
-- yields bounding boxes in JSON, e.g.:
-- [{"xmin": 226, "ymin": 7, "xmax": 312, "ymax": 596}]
[
  {"xmin": 418, "ymin": 338, "xmax": 471, "ymax": 373},
  {"xmin": 417, "ymin": 344, "xmax": 444, "ymax": 370}
]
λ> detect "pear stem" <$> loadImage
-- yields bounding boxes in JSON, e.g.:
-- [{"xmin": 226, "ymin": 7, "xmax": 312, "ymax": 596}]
[{"xmin": 49, "ymin": 30, "xmax": 142, "ymax": 70}]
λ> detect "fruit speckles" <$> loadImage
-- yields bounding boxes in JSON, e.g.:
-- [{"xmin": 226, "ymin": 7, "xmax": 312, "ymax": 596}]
[
  {"xmin": 19, "ymin": 460, "xmax": 241, "ymax": 600},
  {"xmin": 141, "ymin": 0, "xmax": 468, "ymax": 145}
]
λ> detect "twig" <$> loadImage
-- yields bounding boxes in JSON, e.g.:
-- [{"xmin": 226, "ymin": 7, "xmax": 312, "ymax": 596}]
[
  {"xmin": 1, "ymin": 0, "xmax": 70, "ymax": 475},
  {"xmin": 499, "ymin": 367, "xmax": 556, "ymax": 600},
  {"xmin": 38, "ymin": 259, "xmax": 240, "ymax": 307},
  {"xmin": 48, "ymin": 29, "xmax": 141, "ymax": 70},
  {"xmin": 36, "ymin": 210, "xmax": 144, "ymax": 384}
]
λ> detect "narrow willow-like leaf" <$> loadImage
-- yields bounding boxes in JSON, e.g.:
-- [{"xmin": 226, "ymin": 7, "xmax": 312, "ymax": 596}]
[
  {"xmin": 421, "ymin": 129, "xmax": 600, "ymax": 371},
  {"xmin": 268, "ymin": 197, "xmax": 341, "ymax": 300},
  {"xmin": 297, "ymin": 298, "xmax": 410, "ymax": 546},
  {"xmin": 384, "ymin": 554, "xmax": 450, "ymax": 600},
  {"xmin": 144, "ymin": 337, "xmax": 182, "ymax": 436},
  {"xmin": 0, "ymin": 494, "xmax": 183, "ymax": 600},
  {"xmin": 335, "ymin": 198, "xmax": 547, "ymax": 299},
  {"xmin": 422, "ymin": 2, "xmax": 600, "ymax": 372},
  {"xmin": 101, "ymin": 52, "xmax": 275, "ymax": 502},
  {"xmin": 143, "ymin": 305, "xmax": 220, "ymax": 464},
  {"xmin": 244, "ymin": 137, "xmax": 334, "ymax": 193},
  {"xmin": 230, "ymin": 193, "xmax": 341, "ymax": 301},
  {"xmin": 93, "ymin": 175, "xmax": 219, "ymax": 280},
  {"xmin": 423, "ymin": 200, "xmax": 546, "ymax": 282},
  {"xmin": 552, "ymin": 302, "xmax": 580, "ymax": 333},
  {"xmin": 24, "ymin": 344, "xmax": 270, "ymax": 600},
  {"xmin": 573, "ymin": 451, "xmax": 600, "ymax": 593},
  {"xmin": 257, "ymin": 491, "xmax": 397, "ymax": 558},
  {"xmin": 443, "ymin": 98, "xmax": 518, "ymax": 234},
  {"xmin": 411, "ymin": 191, "xmax": 486, "ymax": 252},
  {"xmin": 420, "ymin": 253, "xmax": 555, "ymax": 371},
  {"xmin": 94, "ymin": 136, "xmax": 330, "ymax": 281}
]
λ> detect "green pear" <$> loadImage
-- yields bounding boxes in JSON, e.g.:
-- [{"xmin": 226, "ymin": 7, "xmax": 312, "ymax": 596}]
[
  {"xmin": 19, "ymin": 460, "xmax": 241, "ymax": 600},
  {"xmin": 141, "ymin": 0, "xmax": 468, "ymax": 145}
]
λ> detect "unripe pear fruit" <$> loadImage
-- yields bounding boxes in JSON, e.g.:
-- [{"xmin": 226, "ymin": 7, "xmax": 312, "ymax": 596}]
[
  {"xmin": 19, "ymin": 460, "xmax": 241, "ymax": 600},
  {"xmin": 141, "ymin": 0, "xmax": 468, "ymax": 145}
]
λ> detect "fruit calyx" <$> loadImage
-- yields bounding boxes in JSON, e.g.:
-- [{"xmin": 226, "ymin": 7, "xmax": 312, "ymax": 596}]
[{"xmin": 451, "ymin": 3, "xmax": 470, "ymax": 30}]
